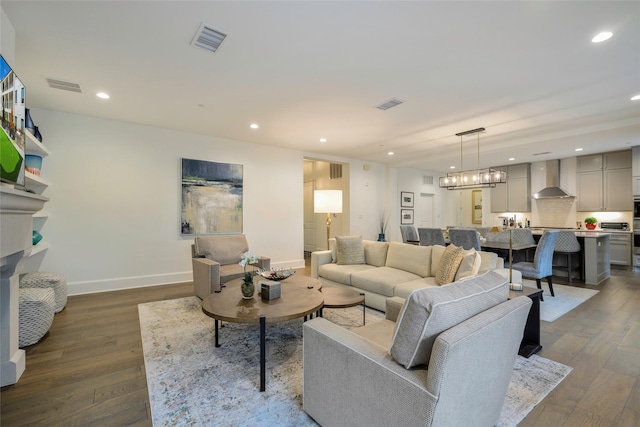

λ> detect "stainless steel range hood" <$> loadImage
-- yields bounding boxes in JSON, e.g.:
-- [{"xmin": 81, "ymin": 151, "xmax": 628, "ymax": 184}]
[{"xmin": 532, "ymin": 160, "xmax": 574, "ymax": 199}]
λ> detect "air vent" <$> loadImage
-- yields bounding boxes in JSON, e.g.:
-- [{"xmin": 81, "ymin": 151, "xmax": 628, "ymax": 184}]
[
  {"xmin": 191, "ymin": 23, "xmax": 227, "ymax": 53},
  {"xmin": 375, "ymin": 98, "xmax": 404, "ymax": 111},
  {"xmin": 532, "ymin": 152, "xmax": 552, "ymax": 156},
  {"xmin": 330, "ymin": 163, "xmax": 343, "ymax": 180},
  {"xmin": 423, "ymin": 175, "xmax": 434, "ymax": 185},
  {"xmin": 45, "ymin": 77, "xmax": 82, "ymax": 93}
]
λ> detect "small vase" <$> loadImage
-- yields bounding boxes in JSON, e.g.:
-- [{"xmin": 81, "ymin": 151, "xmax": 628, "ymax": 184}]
[
  {"xmin": 241, "ymin": 281, "xmax": 255, "ymax": 299},
  {"xmin": 585, "ymin": 223, "xmax": 596, "ymax": 230},
  {"xmin": 378, "ymin": 233, "xmax": 386, "ymax": 242}
]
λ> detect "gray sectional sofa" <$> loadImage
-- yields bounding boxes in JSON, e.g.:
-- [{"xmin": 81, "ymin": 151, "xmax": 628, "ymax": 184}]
[{"xmin": 311, "ymin": 237, "xmax": 507, "ymax": 312}]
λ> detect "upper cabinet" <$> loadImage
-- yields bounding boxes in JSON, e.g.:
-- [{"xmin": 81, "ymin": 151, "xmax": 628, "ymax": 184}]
[
  {"xmin": 633, "ymin": 146, "xmax": 640, "ymax": 196},
  {"xmin": 577, "ymin": 151, "xmax": 632, "ymax": 211},
  {"xmin": 490, "ymin": 163, "xmax": 531, "ymax": 212}
]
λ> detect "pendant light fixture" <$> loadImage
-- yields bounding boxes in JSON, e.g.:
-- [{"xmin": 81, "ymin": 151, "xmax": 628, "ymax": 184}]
[{"xmin": 439, "ymin": 127, "xmax": 507, "ymax": 190}]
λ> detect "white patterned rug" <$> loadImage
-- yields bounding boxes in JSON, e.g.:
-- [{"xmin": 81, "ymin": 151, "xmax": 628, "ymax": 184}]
[
  {"xmin": 521, "ymin": 280, "xmax": 599, "ymax": 322},
  {"xmin": 139, "ymin": 297, "xmax": 571, "ymax": 427}
]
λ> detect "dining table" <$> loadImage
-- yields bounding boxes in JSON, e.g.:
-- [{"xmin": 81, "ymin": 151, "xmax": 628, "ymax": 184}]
[{"xmin": 480, "ymin": 241, "xmax": 537, "ymax": 262}]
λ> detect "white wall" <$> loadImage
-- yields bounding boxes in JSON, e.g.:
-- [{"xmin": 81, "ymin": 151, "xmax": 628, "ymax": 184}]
[
  {"xmin": 27, "ymin": 108, "xmax": 390, "ymax": 295},
  {"xmin": 29, "ymin": 108, "xmax": 309, "ymax": 294}
]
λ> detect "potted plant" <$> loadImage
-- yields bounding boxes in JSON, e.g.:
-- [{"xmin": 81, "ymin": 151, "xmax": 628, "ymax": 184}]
[
  {"xmin": 239, "ymin": 251, "xmax": 259, "ymax": 299},
  {"xmin": 584, "ymin": 217, "xmax": 598, "ymax": 230}
]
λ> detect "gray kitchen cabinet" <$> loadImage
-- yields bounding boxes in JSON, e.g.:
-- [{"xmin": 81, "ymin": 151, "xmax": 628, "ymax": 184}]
[
  {"xmin": 577, "ymin": 151, "xmax": 632, "ymax": 211},
  {"xmin": 490, "ymin": 163, "xmax": 530, "ymax": 212},
  {"xmin": 633, "ymin": 147, "xmax": 640, "ymax": 196},
  {"xmin": 609, "ymin": 233, "xmax": 632, "ymax": 266}
]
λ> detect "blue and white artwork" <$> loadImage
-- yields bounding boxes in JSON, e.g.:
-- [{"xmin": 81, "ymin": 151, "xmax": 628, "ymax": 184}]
[{"xmin": 181, "ymin": 158, "xmax": 243, "ymax": 234}]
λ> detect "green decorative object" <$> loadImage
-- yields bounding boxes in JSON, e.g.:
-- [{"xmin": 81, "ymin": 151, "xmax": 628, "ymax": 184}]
[{"xmin": 32, "ymin": 230, "xmax": 43, "ymax": 245}]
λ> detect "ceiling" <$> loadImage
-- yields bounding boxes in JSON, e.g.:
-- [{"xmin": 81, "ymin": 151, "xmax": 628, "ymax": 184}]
[{"xmin": 3, "ymin": 1, "xmax": 640, "ymax": 173}]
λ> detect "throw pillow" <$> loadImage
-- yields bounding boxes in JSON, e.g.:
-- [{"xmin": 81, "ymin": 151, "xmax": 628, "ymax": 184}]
[
  {"xmin": 336, "ymin": 235, "xmax": 365, "ymax": 265},
  {"xmin": 454, "ymin": 249, "xmax": 482, "ymax": 281},
  {"xmin": 435, "ymin": 244, "xmax": 465, "ymax": 285},
  {"xmin": 389, "ymin": 270, "xmax": 509, "ymax": 368},
  {"xmin": 364, "ymin": 240, "xmax": 389, "ymax": 267}
]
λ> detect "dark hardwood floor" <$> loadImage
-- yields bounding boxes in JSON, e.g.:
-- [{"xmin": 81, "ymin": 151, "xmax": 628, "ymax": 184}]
[{"xmin": 1, "ymin": 266, "xmax": 639, "ymax": 426}]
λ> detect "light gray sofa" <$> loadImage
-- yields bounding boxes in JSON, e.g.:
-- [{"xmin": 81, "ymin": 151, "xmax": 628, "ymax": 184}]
[
  {"xmin": 191, "ymin": 234, "xmax": 270, "ymax": 299},
  {"xmin": 311, "ymin": 238, "xmax": 506, "ymax": 311},
  {"xmin": 303, "ymin": 270, "xmax": 532, "ymax": 427}
]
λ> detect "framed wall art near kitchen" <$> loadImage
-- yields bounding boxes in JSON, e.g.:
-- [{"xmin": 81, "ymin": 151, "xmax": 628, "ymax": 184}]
[
  {"xmin": 181, "ymin": 158, "xmax": 243, "ymax": 235},
  {"xmin": 401, "ymin": 191, "xmax": 414, "ymax": 208},
  {"xmin": 401, "ymin": 209, "xmax": 414, "ymax": 225}
]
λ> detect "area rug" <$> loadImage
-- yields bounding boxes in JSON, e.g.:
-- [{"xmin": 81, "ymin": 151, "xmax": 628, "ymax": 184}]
[
  {"xmin": 521, "ymin": 280, "xmax": 599, "ymax": 322},
  {"xmin": 139, "ymin": 297, "xmax": 571, "ymax": 427}
]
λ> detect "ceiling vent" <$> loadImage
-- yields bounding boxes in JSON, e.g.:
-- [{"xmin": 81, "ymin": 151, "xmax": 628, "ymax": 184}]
[
  {"xmin": 330, "ymin": 163, "xmax": 343, "ymax": 180},
  {"xmin": 191, "ymin": 23, "xmax": 228, "ymax": 53},
  {"xmin": 375, "ymin": 98, "xmax": 404, "ymax": 111},
  {"xmin": 45, "ymin": 77, "xmax": 82, "ymax": 93}
]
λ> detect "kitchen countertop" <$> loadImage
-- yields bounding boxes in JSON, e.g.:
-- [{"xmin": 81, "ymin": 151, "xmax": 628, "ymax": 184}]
[{"xmin": 528, "ymin": 228, "xmax": 632, "ymax": 234}]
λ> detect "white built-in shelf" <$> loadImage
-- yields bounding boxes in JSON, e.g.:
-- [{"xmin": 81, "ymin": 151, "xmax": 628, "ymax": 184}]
[
  {"xmin": 25, "ymin": 171, "xmax": 50, "ymax": 189},
  {"xmin": 24, "ymin": 130, "xmax": 50, "ymax": 157},
  {"xmin": 29, "ymin": 241, "xmax": 49, "ymax": 256},
  {"xmin": 33, "ymin": 210, "xmax": 49, "ymax": 218}
]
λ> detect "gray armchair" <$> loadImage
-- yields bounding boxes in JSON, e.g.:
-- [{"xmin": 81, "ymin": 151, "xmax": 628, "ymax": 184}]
[
  {"xmin": 191, "ymin": 234, "xmax": 270, "ymax": 299},
  {"xmin": 303, "ymin": 271, "xmax": 532, "ymax": 427}
]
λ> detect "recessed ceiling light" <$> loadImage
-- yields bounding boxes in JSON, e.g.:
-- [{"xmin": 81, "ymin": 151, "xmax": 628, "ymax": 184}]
[
  {"xmin": 592, "ymin": 31, "xmax": 613, "ymax": 43},
  {"xmin": 250, "ymin": 123, "xmax": 259, "ymax": 129},
  {"xmin": 631, "ymin": 94, "xmax": 640, "ymax": 101},
  {"xmin": 319, "ymin": 138, "xmax": 327, "ymax": 143},
  {"xmin": 508, "ymin": 157, "xmax": 515, "ymax": 161},
  {"xmin": 575, "ymin": 148, "xmax": 583, "ymax": 152},
  {"xmin": 387, "ymin": 151, "xmax": 394, "ymax": 156},
  {"xmin": 450, "ymin": 166, "xmax": 456, "ymax": 169},
  {"xmin": 96, "ymin": 92, "xmax": 110, "ymax": 99}
]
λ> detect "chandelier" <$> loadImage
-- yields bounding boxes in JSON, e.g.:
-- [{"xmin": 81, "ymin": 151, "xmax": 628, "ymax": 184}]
[{"xmin": 438, "ymin": 127, "xmax": 507, "ymax": 190}]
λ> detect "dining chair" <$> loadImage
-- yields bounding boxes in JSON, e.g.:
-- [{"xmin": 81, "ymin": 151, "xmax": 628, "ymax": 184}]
[
  {"xmin": 553, "ymin": 231, "xmax": 582, "ymax": 283},
  {"xmin": 399, "ymin": 225, "xmax": 419, "ymax": 245},
  {"xmin": 512, "ymin": 230, "xmax": 560, "ymax": 298},
  {"xmin": 448, "ymin": 228, "xmax": 481, "ymax": 251},
  {"xmin": 417, "ymin": 227, "xmax": 446, "ymax": 246}
]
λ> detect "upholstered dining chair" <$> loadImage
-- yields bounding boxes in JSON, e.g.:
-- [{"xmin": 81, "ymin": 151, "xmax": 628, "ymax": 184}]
[
  {"xmin": 553, "ymin": 231, "xmax": 582, "ymax": 283},
  {"xmin": 512, "ymin": 230, "xmax": 560, "ymax": 298},
  {"xmin": 417, "ymin": 227, "xmax": 446, "ymax": 246},
  {"xmin": 448, "ymin": 228, "xmax": 481, "ymax": 250},
  {"xmin": 399, "ymin": 225, "xmax": 419, "ymax": 245}
]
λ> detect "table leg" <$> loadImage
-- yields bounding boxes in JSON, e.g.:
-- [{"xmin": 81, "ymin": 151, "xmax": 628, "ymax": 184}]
[
  {"xmin": 260, "ymin": 315, "xmax": 266, "ymax": 392},
  {"xmin": 214, "ymin": 319, "xmax": 220, "ymax": 348},
  {"xmin": 360, "ymin": 293, "xmax": 366, "ymax": 325}
]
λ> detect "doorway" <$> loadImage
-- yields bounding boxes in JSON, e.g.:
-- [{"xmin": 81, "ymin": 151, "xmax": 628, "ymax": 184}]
[{"xmin": 419, "ymin": 193, "xmax": 434, "ymax": 227}]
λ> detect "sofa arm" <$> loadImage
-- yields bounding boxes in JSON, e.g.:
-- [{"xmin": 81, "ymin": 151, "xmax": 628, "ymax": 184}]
[
  {"xmin": 303, "ymin": 318, "xmax": 434, "ymax": 427},
  {"xmin": 310, "ymin": 250, "xmax": 332, "ymax": 279},
  {"xmin": 192, "ymin": 257, "xmax": 221, "ymax": 298},
  {"xmin": 385, "ymin": 296, "xmax": 406, "ymax": 322}
]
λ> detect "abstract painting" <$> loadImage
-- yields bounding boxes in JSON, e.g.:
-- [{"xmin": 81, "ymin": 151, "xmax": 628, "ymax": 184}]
[{"xmin": 181, "ymin": 158, "xmax": 243, "ymax": 234}]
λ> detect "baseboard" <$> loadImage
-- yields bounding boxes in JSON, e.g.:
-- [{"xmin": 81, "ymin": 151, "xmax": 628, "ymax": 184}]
[
  {"xmin": 66, "ymin": 259, "xmax": 306, "ymax": 295},
  {"xmin": 67, "ymin": 271, "xmax": 193, "ymax": 296}
]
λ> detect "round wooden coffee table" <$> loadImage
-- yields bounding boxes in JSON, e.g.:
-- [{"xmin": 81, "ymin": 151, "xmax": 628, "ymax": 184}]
[
  {"xmin": 320, "ymin": 287, "xmax": 366, "ymax": 326},
  {"xmin": 201, "ymin": 277, "xmax": 323, "ymax": 391}
]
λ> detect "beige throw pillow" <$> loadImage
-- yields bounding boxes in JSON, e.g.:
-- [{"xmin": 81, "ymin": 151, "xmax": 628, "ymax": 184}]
[
  {"xmin": 435, "ymin": 244, "xmax": 465, "ymax": 285},
  {"xmin": 454, "ymin": 249, "xmax": 482, "ymax": 281},
  {"xmin": 336, "ymin": 235, "xmax": 365, "ymax": 265}
]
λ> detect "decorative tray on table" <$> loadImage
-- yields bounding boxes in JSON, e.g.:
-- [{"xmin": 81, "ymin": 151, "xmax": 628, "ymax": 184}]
[{"xmin": 257, "ymin": 268, "xmax": 295, "ymax": 281}]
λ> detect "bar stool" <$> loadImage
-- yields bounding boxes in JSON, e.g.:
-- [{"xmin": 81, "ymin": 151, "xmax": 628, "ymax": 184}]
[{"xmin": 553, "ymin": 231, "xmax": 582, "ymax": 283}]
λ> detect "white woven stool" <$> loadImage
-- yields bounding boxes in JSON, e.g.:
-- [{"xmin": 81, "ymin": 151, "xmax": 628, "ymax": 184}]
[
  {"xmin": 19, "ymin": 272, "xmax": 67, "ymax": 313},
  {"xmin": 19, "ymin": 288, "xmax": 55, "ymax": 347}
]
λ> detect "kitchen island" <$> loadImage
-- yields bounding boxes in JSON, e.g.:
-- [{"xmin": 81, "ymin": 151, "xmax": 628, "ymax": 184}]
[{"xmin": 531, "ymin": 230, "xmax": 611, "ymax": 285}]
